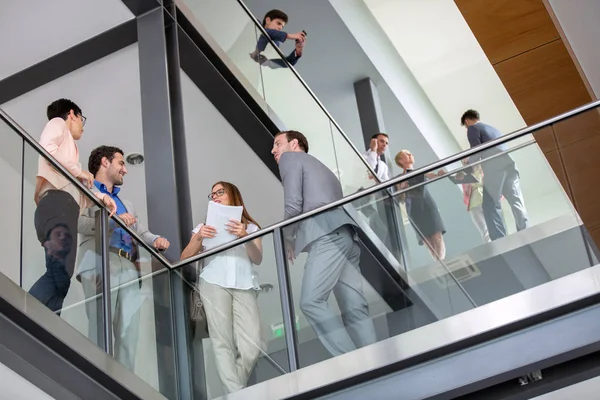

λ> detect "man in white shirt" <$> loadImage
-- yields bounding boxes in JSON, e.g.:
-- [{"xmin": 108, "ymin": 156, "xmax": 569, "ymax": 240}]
[{"xmin": 364, "ymin": 133, "xmax": 390, "ymax": 181}]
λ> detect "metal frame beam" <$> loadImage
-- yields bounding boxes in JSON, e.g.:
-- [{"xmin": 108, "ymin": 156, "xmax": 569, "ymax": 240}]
[
  {"xmin": 295, "ymin": 295, "xmax": 600, "ymax": 400},
  {"xmin": 121, "ymin": 0, "xmax": 163, "ymax": 17},
  {"xmin": 136, "ymin": 7, "xmax": 194, "ymax": 399},
  {"xmin": 0, "ymin": 296, "xmax": 151, "ymax": 400},
  {"xmin": 0, "ymin": 19, "xmax": 138, "ymax": 104}
]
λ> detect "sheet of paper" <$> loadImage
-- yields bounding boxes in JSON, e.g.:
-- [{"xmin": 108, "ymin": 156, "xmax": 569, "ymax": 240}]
[{"xmin": 202, "ymin": 201, "xmax": 244, "ymax": 249}]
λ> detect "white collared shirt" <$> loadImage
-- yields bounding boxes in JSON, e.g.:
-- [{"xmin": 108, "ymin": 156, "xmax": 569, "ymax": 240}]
[
  {"xmin": 192, "ymin": 222, "xmax": 260, "ymax": 290},
  {"xmin": 364, "ymin": 150, "xmax": 390, "ymax": 181}
]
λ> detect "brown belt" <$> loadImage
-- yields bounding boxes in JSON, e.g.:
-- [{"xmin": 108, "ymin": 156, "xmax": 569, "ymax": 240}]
[{"xmin": 109, "ymin": 247, "xmax": 135, "ymax": 263}]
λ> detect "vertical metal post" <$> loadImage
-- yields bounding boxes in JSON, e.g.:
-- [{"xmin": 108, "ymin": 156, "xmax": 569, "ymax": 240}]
[
  {"xmin": 97, "ymin": 209, "xmax": 113, "ymax": 355},
  {"xmin": 137, "ymin": 5, "xmax": 194, "ymax": 399},
  {"xmin": 273, "ymin": 228, "xmax": 299, "ymax": 371},
  {"xmin": 19, "ymin": 138, "xmax": 25, "ymax": 289}
]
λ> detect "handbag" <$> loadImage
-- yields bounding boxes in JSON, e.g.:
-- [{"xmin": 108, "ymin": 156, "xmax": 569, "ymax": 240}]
[{"xmin": 189, "ymin": 260, "xmax": 207, "ymax": 328}]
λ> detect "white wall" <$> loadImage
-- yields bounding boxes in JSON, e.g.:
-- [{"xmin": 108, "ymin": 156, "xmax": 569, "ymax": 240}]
[
  {"xmin": 548, "ymin": 0, "xmax": 600, "ymax": 99},
  {"xmin": 361, "ymin": 0, "xmax": 526, "ymax": 149},
  {"xmin": 330, "ymin": 0, "xmax": 463, "ymax": 158}
]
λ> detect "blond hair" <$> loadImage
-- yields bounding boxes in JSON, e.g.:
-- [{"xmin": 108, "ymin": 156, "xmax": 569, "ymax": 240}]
[{"xmin": 394, "ymin": 149, "xmax": 412, "ymax": 167}]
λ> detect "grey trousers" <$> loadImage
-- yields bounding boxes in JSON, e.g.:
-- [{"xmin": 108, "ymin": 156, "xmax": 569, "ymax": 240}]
[
  {"xmin": 301, "ymin": 226, "xmax": 377, "ymax": 356},
  {"xmin": 482, "ymin": 164, "xmax": 529, "ymax": 240}
]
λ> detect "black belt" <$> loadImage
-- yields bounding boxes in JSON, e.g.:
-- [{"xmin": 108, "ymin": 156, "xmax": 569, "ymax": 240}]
[{"xmin": 109, "ymin": 247, "xmax": 135, "ymax": 263}]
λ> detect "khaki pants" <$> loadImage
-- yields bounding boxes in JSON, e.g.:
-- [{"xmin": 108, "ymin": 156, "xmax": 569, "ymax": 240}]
[
  {"xmin": 81, "ymin": 253, "xmax": 141, "ymax": 371},
  {"xmin": 199, "ymin": 279, "xmax": 261, "ymax": 394}
]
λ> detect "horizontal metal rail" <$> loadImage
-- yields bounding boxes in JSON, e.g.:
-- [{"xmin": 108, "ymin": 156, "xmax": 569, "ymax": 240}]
[{"xmin": 172, "ymin": 99, "xmax": 600, "ymax": 268}]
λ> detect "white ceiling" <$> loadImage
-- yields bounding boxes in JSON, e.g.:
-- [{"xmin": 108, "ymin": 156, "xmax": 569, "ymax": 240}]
[{"xmin": 0, "ymin": 0, "xmax": 133, "ymax": 81}]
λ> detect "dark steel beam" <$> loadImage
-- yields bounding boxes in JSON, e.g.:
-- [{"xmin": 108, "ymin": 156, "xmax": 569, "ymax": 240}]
[
  {"xmin": 0, "ymin": 19, "xmax": 137, "ymax": 104},
  {"xmin": 0, "ymin": 297, "xmax": 143, "ymax": 400},
  {"xmin": 137, "ymin": 7, "xmax": 194, "ymax": 399},
  {"xmin": 120, "ymin": 0, "xmax": 162, "ymax": 17},
  {"xmin": 294, "ymin": 293, "xmax": 600, "ymax": 400}
]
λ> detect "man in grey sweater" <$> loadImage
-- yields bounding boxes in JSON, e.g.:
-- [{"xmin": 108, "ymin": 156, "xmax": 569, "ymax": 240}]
[{"xmin": 461, "ymin": 109, "xmax": 529, "ymax": 240}]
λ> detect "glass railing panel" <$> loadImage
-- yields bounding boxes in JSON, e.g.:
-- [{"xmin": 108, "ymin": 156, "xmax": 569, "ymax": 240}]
[
  {"xmin": 119, "ymin": 235, "xmax": 178, "ymax": 399},
  {"xmin": 20, "ymin": 138, "xmax": 109, "ymax": 349},
  {"xmin": 1, "ymin": 113, "xmax": 178, "ymax": 398},
  {"xmin": 270, "ymin": 119, "xmax": 597, "ymax": 368},
  {"xmin": 177, "ymin": 0, "xmax": 377, "ymax": 192},
  {"xmin": 329, "ymin": 121, "xmax": 378, "ymax": 195},
  {"xmin": 258, "ymin": 38, "xmax": 342, "ymax": 180},
  {"xmin": 178, "ymin": 0, "xmax": 266, "ymax": 104},
  {"xmin": 0, "ymin": 117, "xmax": 24, "ymax": 285},
  {"xmin": 279, "ymin": 198, "xmax": 476, "ymax": 368},
  {"xmin": 176, "ymin": 231, "xmax": 289, "ymax": 399}
]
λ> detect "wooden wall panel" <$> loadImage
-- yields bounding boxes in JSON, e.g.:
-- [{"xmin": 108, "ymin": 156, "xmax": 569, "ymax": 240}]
[
  {"xmin": 560, "ymin": 133, "xmax": 600, "ymax": 229},
  {"xmin": 455, "ymin": 0, "xmax": 599, "ymax": 245},
  {"xmin": 532, "ymin": 126, "xmax": 556, "ymax": 153},
  {"xmin": 552, "ymin": 108, "xmax": 600, "ymax": 147},
  {"xmin": 494, "ymin": 40, "xmax": 591, "ymax": 125},
  {"xmin": 455, "ymin": 0, "xmax": 559, "ymax": 63}
]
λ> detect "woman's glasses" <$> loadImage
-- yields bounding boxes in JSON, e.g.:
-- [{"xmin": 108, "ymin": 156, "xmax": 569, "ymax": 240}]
[{"xmin": 208, "ymin": 188, "xmax": 226, "ymax": 200}]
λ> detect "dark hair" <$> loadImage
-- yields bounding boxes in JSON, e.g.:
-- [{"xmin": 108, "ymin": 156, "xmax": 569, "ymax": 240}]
[
  {"xmin": 212, "ymin": 181, "xmax": 261, "ymax": 229},
  {"xmin": 47, "ymin": 99, "xmax": 82, "ymax": 121},
  {"xmin": 275, "ymin": 130, "xmax": 309, "ymax": 153},
  {"xmin": 461, "ymin": 109, "xmax": 480, "ymax": 126},
  {"xmin": 88, "ymin": 145, "xmax": 124, "ymax": 177},
  {"xmin": 262, "ymin": 9, "xmax": 288, "ymax": 26},
  {"xmin": 371, "ymin": 133, "xmax": 389, "ymax": 140}
]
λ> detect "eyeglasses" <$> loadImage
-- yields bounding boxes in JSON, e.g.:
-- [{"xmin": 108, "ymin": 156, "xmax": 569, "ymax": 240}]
[
  {"xmin": 208, "ymin": 189, "xmax": 226, "ymax": 200},
  {"xmin": 80, "ymin": 115, "xmax": 87, "ymax": 127}
]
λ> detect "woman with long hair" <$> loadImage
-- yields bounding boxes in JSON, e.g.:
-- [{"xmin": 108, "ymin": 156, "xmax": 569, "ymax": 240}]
[
  {"xmin": 181, "ymin": 181, "xmax": 263, "ymax": 394},
  {"xmin": 395, "ymin": 150, "xmax": 447, "ymax": 261}
]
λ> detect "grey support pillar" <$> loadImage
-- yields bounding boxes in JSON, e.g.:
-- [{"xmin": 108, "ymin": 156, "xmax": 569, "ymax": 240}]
[
  {"xmin": 354, "ymin": 78, "xmax": 387, "ymax": 153},
  {"xmin": 354, "ymin": 78, "xmax": 410, "ymax": 270},
  {"xmin": 137, "ymin": 6, "xmax": 194, "ymax": 400}
]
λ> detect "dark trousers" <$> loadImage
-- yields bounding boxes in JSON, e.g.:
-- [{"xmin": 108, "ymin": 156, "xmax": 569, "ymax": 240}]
[
  {"xmin": 29, "ymin": 190, "xmax": 79, "ymax": 314},
  {"xmin": 481, "ymin": 165, "xmax": 529, "ymax": 241}
]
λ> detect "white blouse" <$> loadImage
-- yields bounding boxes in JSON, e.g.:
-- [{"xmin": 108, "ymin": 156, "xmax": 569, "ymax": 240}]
[{"xmin": 192, "ymin": 222, "xmax": 260, "ymax": 290}]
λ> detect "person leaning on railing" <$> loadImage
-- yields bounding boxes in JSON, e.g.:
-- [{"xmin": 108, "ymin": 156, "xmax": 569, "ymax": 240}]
[
  {"xmin": 249, "ymin": 9, "xmax": 306, "ymax": 69},
  {"xmin": 29, "ymin": 99, "xmax": 116, "ymax": 315}
]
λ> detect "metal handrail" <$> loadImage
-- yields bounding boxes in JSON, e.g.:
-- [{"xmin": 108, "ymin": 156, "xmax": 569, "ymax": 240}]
[
  {"xmin": 171, "ymin": 99, "xmax": 600, "ymax": 269},
  {"xmin": 0, "ymin": 108, "xmax": 172, "ymax": 269},
  {"xmin": 232, "ymin": 0, "xmax": 381, "ymax": 183}
]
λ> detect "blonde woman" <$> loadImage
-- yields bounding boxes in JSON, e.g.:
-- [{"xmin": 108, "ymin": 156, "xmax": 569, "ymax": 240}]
[
  {"xmin": 181, "ymin": 181, "xmax": 262, "ymax": 394},
  {"xmin": 395, "ymin": 150, "xmax": 446, "ymax": 261}
]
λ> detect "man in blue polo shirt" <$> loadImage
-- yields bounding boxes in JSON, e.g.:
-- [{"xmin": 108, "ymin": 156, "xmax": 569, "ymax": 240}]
[{"xmin": 77, "ymin": 145, "xmax": 169, "ymax": 372}]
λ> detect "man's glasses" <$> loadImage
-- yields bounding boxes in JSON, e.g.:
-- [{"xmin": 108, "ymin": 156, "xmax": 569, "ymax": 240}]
[
  {"xmin": 208, "ymin": 189, "xmax": 226, "ymax": 200},
  {"xmin": 80, "ymin": 115, "xmax": 87, "ymax": 127}
]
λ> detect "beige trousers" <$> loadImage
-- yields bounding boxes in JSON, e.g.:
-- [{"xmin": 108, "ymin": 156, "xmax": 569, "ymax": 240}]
[
  {"xmin": 199, "ymin": 279, "xmax": 262, "ymax": 394},
  {"xmin": 81, "ymin": 253, "xmax": 141, "ymax": 371}
]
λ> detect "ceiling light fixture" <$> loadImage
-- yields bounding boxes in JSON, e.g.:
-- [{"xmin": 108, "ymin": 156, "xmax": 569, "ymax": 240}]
[{"xmin": 125, "ymin": 152, "xmax": 145, "ymax": 166}]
